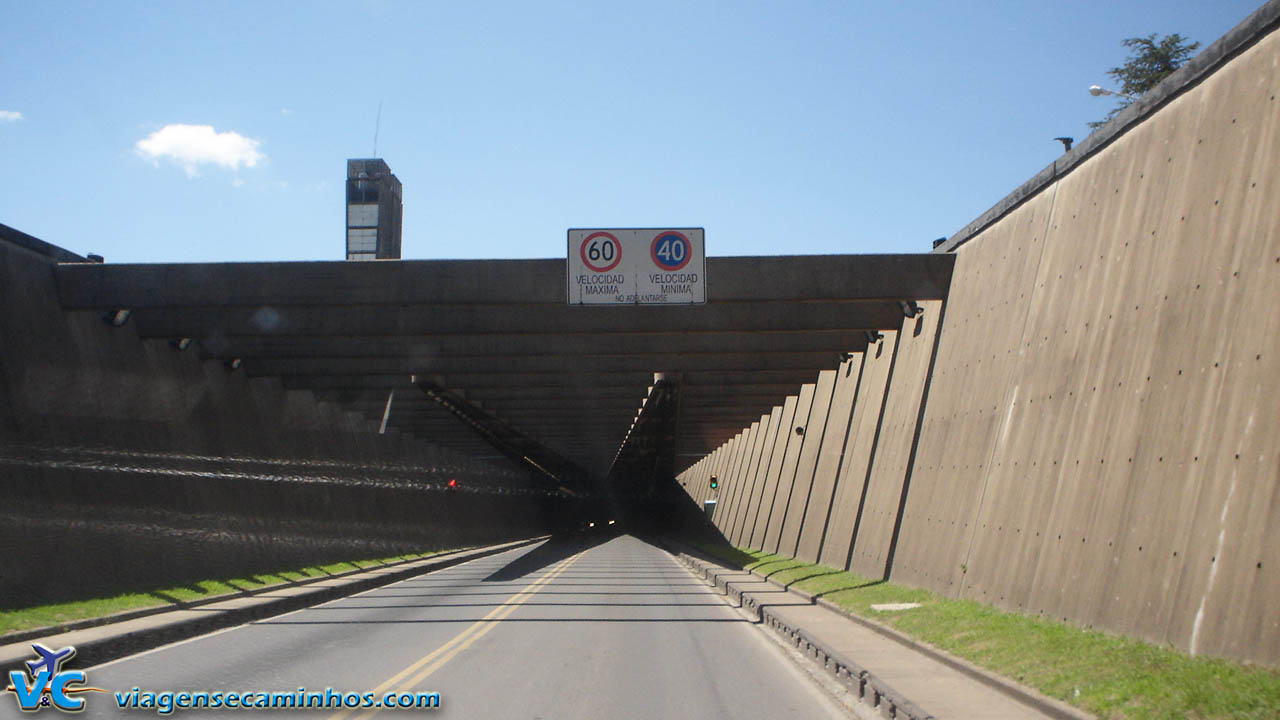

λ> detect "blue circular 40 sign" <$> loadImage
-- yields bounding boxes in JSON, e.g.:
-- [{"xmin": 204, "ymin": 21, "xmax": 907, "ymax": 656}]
[{"xmin": 650, "ymin": 231, "xmax": 691, "ymax": 271}]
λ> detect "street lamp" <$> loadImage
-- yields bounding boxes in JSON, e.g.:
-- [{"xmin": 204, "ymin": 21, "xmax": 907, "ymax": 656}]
[{"xmin": 1089, "ymin": 85, "xmax": 1136, "ymax": 100}]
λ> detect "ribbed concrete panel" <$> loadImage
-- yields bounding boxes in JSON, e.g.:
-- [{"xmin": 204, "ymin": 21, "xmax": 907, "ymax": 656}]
[
  {"xmin": 796, "ymin": 357, "xmax": 863, "ymax": 563},
  {"xmin": 777, "ymin": 370, "xmax": 838, "ymax": 557},
  {"xmin": 698, "ymin": 439, "xmax": 723, "ymax": 518},
  {"xmin": 699, "ymin": 446, "xmax": 723, "ymax": 507},
  {"xmin": 818, "ymin": 336, "xmax": 896, "ymax": 570},
  {"xmin": 847, "ymin": 306, "xmax": 941, "ymax": 578},
  {"xmin": 728, "ymin": 414, "xmax": 771, "ymax": 544},
  {"xmin": 722, "ymin": 421, "xmax": 760, "ymax": 537},
  {"xmin": 713, "ymin": 430, "xmax": 742, "ymax": 532},
  {"xmin": 713, "ymin": 432, "xmax": 745, "ymax": 533},
  {"xmin": 697, "ymin": 452, "xmax": 715, "ymax": 505},
  {"xmin": 697, "ymin": 454, "xmax": 712, "ymax": 503},
  {"xmin": 709, "ymin": 439, "xmax": 734, "ymax": 510},
  {"xmin": 694, "ymin": 449, "xmax": 713, "ymax": 506},
  {"xmin": 730, "ymin": 423, "xmax": 757, "ymax": 517},
  {"xmin": 706, "ymin": 447, "xmax": 725, "ymax": 507},
  {"xmin": 890, "ymin": 188, "xmax": 1056, "ymax": 592},
  {"xmin": 732, "ymin": 422, "xmax": 757, "ymax": 517},
  {"xmin": 702, "ymin": 437, "xmax": 725, "ymax": 515},
  {"xmin": 747, "ymin": 397, "xmax": 798, "ymax": 549},
  {"xmin": 762, "ymin": 383, "xmax": 816, "ymax": 554},
  {"xmin": 734, "ymin": 406, "xmax": 783, "ymax": 547}
]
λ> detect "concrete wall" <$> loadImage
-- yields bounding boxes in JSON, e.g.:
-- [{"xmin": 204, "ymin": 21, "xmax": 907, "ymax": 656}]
[
  {"xmin": 817, "ymin": 333, "xmax": 897, "ymax": 571},
  {"xmin": 678, "ymin": 6, "xmax": 1280, "ymax": 664},
  {"xmin": 0, "ymin": 240, "xmax": 570, "ymax": 608},
  {"xmin": 732, "ymin": 408, "xmax": 780, "ymax": 547}
]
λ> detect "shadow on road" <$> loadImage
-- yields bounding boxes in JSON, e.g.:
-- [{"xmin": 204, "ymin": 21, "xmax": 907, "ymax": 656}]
[{"xmin": 481, "ymin": 531, "xmax": 614, "ymax": 582}]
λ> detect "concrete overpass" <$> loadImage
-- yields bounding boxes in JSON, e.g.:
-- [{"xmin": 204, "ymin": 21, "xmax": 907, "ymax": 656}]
[{"xmin": 51, "ymin": 252, "xmax": 952, "ymax": 489}]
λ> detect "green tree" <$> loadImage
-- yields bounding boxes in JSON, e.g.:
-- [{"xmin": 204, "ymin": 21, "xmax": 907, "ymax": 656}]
[{"xmin": 1090, "ymin": 33, "xmax": 1201, "ymax": 128}]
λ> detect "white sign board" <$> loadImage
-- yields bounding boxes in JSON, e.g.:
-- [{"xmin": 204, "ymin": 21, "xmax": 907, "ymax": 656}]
[{"xmin": 567, "ymin": 228, "xmax": 706, "ymax": 305}]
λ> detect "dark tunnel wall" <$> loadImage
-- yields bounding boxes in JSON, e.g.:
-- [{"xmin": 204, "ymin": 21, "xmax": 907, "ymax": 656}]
[{"xmin": 0, "ymin": 239, "xmax": 575, "ymax": 608}]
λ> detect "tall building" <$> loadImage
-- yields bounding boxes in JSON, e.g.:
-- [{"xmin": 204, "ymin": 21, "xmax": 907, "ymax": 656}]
[{"xmin": 345, "ymin": 159, "xmax": 403, "ymax": 261}]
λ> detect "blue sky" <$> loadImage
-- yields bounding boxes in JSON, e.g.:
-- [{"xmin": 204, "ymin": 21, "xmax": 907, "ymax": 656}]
[{"xmin": 0, "ymin": 1, "xmax": 1264, "ymax": 263}]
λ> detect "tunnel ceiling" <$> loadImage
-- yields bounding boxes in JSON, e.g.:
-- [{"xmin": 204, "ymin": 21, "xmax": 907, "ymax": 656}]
[{"xmin": 54, "ymin": 254, "xmax": 952, "ymax": 479}]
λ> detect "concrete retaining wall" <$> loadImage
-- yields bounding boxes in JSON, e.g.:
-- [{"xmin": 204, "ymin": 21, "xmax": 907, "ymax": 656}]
[
  {"xmin": 0, "ymin": 240, "xmax": 569, "ymax": 608},
  {"xmin": 678, "ymin": 4, "xmax": 1280, "ymax": 664}
]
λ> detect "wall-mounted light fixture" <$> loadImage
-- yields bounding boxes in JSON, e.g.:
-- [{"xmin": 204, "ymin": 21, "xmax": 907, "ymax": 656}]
[
  {"xmin": 898, "ymin": 300, "xmax": 924, "ymax": 318},
  {"xmin": 102, "ymin": 309, "xmax": 131, "ymax": 327},
  {"xmin": 224, "ymin": 358, "xmax": 243, "ymax": 370},
  {"xmin": 170, "ymin": 337, "xmax": 193, "ymax": 351}
]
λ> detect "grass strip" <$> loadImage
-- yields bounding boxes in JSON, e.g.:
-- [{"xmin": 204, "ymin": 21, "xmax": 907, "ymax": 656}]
[
  {"xmin": 694, "ymin": 542, "xmax": 1280, "ymax": 720},
  {"xmin": 0, "ymin": 549, "xmax": 451, "ymax": 637}
]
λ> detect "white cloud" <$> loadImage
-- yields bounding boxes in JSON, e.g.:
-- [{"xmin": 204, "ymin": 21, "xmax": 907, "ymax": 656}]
[
  {"xmin": 0, "ymin": 110, "xmax": 23, "ymax": 123},
  {"xmin": 135, "ymin": 123, "xmax": 264, "ymax": 177}
]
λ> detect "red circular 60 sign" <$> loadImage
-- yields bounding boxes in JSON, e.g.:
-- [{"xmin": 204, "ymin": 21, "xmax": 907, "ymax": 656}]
[{"xmin": 580, "ymin": 232, "xmax": 622, "ymax": 272}]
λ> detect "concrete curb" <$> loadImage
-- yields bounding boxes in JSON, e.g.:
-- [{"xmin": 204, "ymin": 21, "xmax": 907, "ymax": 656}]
[
  {"xmin": 1, "ymin": 535, "xmax": 548, "ymax": 672},
  {"xmin": 804, "ymin": 593, "xmax": 1089, "ymax": 720},
  {"xmin": 672, "ymin": 552, "xmax": 933, "ymax": 720},
  {"xmin": 665, "ymin": 540, "xmax": 1091, "ymax": 720}
]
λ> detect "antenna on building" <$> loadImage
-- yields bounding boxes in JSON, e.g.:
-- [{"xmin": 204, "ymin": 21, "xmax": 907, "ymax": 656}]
[{"xmin": 373, "ymin": 101, "xmax": 383, "ymax": 157}]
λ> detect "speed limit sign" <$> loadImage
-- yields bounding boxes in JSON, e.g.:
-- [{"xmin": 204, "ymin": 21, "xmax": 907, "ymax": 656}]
[
  {"xmin": 650, "ymin": 231, "xmax": 691, "ymax": 272},
  {"xmin": 567, "ymin": 228, "xmax": 705, "ymax": 305},
  {"xmin": 580, "ymin": 232, "xmax": 622, "ymax": 272}
]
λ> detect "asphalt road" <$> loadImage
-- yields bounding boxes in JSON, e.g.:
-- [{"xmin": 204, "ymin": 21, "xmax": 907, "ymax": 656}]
[{"xmin": 81, "ymin": 534, "xmax": 849, "ymax": 718}]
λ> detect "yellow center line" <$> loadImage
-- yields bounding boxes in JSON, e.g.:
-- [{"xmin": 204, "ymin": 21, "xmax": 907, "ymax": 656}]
[
  {"xmin": 386, "ymin": 551, "xmax": 582, "ymax": 698},
  {"xmin": 330, "ymin": 548, "xmax": 585, "ymax": 720}
]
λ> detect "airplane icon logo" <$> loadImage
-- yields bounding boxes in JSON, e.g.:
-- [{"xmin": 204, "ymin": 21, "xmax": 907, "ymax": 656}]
[{"xmin": 25, "ymin": 644, "xmax": 76, "ymax": 682}]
